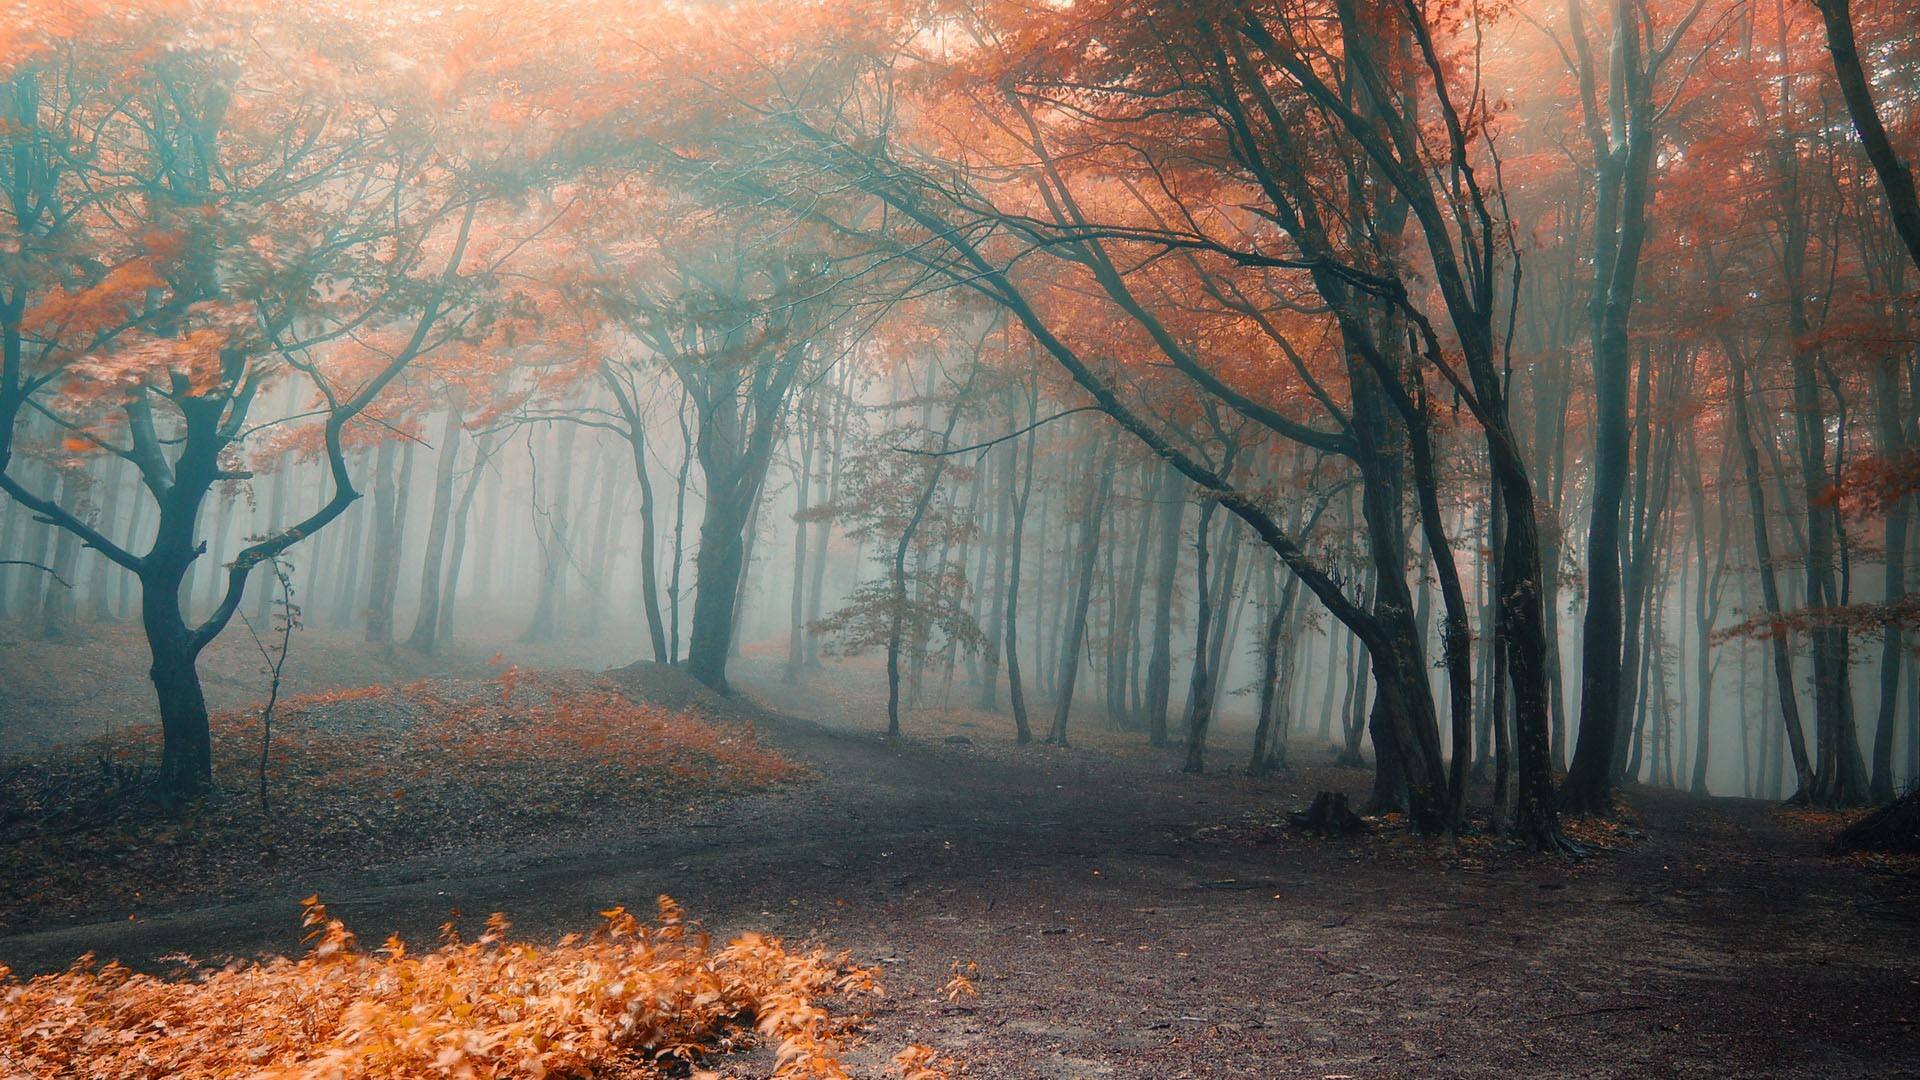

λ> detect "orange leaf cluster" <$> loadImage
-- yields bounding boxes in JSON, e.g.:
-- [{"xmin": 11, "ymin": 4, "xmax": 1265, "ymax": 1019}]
[
  {"xmin": 0, "ymin": 896, "xmax": 878, "ymax": 1079},
  {"xmin": 890, "ymin": 1043, "xmax": 960, "ymax": 1080},
  {"xmin": 0, "ymin": 674, "xmax": 803, "ymax": 931},
  {"xmin": 204, "ymin": 672, "xmax": 803, "ymax": 795},
  {"xmin": 418, "ymin": 671, "xmax": 804, "ymax": 788}
]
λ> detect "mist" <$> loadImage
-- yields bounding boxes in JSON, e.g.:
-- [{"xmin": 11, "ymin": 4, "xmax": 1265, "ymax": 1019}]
[{"xmin": 2, "ymin": 0, "xmax": 1917, "ymax": 1076}]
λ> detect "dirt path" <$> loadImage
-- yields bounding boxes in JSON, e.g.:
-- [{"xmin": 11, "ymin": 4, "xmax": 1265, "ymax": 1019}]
[{"xmin": 3, "ymin": 659, "xmax": 1917, "ymax": 1078}]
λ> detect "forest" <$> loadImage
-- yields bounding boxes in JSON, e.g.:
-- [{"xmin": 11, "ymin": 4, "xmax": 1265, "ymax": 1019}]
[{"xmin": 0, "ymin": 0, "xmax": 1917, "ymax": 1076}]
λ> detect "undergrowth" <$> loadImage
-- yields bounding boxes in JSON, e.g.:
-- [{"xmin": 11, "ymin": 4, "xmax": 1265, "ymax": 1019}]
[{"xmin": 0, "ymin": 896, "xmax": 899, "ymax": 1078}]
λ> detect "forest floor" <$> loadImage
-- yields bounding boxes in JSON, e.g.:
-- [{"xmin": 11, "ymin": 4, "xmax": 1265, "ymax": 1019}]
[{"xmin": 2, "ymin": 626, "xmax": 1918, "ymax": 1078}]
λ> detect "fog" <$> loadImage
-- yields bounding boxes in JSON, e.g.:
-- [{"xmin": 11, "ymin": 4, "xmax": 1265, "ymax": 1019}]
[
  {"xmin": 5, "ymin": 1, "xmax": 1920, "ymax": 1074},
  {"xmin": 6, "ymin": 332, "xmax": 1908, "ymax": 805}
]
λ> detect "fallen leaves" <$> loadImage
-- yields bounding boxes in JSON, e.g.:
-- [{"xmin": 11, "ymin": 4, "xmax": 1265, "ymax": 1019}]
[
  {"xmin": 1559, "ymin": 814, "xmax": 1647, "ymax": 853},
  {"xmin": 938, "ymin": 960, "xmax": 979, "ymax": 1003},
  {"xmin": 0, "ymin": 672, "xmax": 803, "ymax": 932},
  {"xmin": 0, "ymin": 895, "xmax": 879, "ymax": 1079},
  {"xmin": 891, "ymin": 1043, "xmax": 960, "ymax": 1080}
]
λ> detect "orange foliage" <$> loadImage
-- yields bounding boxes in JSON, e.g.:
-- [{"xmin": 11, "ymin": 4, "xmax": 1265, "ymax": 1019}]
[
  {"xmin": 1, "ymin": 674, "xmax": 801, "ymax": 930},
  {"xmin": 0, "ymin": 896, "xmax": 879, "ymax": 1079},
  {"xmin": 891, "ymin": 1044, "xmax": 961, "ymax": 1080},
  {"xmin": 938, "ymin": 961, "xmax": 979, "ymax": 1004},
  {"xmin": 411, "ymin": 672, "xmax": 804, "ymax": 789},
  {"xmin": 228, "ymin": 671, "xmax": 803, "ymax": 794}
]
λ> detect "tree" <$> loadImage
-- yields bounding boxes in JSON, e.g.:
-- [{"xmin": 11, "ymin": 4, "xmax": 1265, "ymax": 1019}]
[
  {"xmin": 1810, "ymin": 0, "xmax": 1920, "ymax": 276},
  {"xmin": 585, "ymin": 198, "xmax": 848, "ymax": 692},
  {"xmin": 1554, "ymin": 0, "xmax": 1720, "ymax": 814},
  {"xmin": 0, "ymin": 6, "xmax": 512, "ymax": 799},
  {"xmin": 634, "ymin": 0, "xmax": 1577, "ymax": 842}
]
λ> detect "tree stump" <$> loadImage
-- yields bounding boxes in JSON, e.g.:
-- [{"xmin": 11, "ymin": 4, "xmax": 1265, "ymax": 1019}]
[{"xmin": 1288, "ymin": 791, "xmax": 1369, "ymax": 836}]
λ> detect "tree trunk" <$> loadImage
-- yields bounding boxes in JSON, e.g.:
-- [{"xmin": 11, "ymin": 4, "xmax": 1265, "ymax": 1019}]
[
  {"xmin": 407, "ymin": 405, "xmax": 464, "ymax": 654},
  {"xmin": 138, "ymin": 471, "xmax": 224, "ymax": 802},
  {"xmin": 1250, "ymin": 562, "xmax": 1304, "ymax": 776},
  {"xmin": 1727, "ymin": 340, "xmax": 1816, "ymax": 800},
  {"xmin": 1109, "ymin": 460, "xmax": 1155, "ymax": 724},
  {"xmin": 1143, "ymin": 463, "xmax": 1185, "ymax": 746},
  {"xmin": 0, "ymin": 476, "xmax": 26, "ymax": 617},
  {"xmin": 88, "ymin": 460, "xmax": 126, "ymax": 622},
  {"xmin": 1866, "ymin": 284, "xmax": 1912, "ymax": 800},
  {"xmin": 1003, "ymin": 388, "xmax": 1039, "ymax": 744},
  {"xmin": 678, "ymin": 334, "xmax": 804, "ymax": 691},
  {"xmin": 583, "ymin": 449, "xmax": 624, "ymax": 637},
  {"xmin": 685, "ymin": 485, "xmax": 755, "ymax": 691},
  {"xmin": 1812, "ymin": 0, "xmax": 1920, "ymax": 275},
  {"xmin": 979, "ymin": 403, "xmax": 1017, "ymax": 710},
  {"xmin": 1686, "ymin": 431, "xmax": 1732, "ymax": 796},
  {"xmin": 1204, "ymin": 514, "xmax": 1246, "ymax": 713},
  {"xmin": 784, "ymin": 416, "xmax": 817, "ymax": 682},
  {"xmin": 39, "ymin": 467, "xmax": 82, "ymax": 638},
  {"xmin": 522, "ymin": 421, "xmax": 579, "ymax": 644},
  {"xmin": 1182, "ymin": 498, "xmax": 1219, "ymax": 773},
  {"xmin": 329, "ymin": 457, "xmax": 367, "ymax": 627},
  {"xmin": 805, "ymin": 369, "xmax": 853, "ymax": 670},
  {"xmin": 364, "ymin": 440, "xmax": 412, "ymax": 646},
  {"xmin": 728, "ymin": 490, "xmax": 764, "ymax": 659},
  {"xmin": 668, "ymin": 393, "xmax": 694, "ymax": 663},
  {"xmin": 1563, "ymin": 0, "xmax": 1660, "ymax": 815},
  {"xmin": 147, "ymin": 620, "xmax": 213, "ymax": 802},
  {"xmin": 1047, "ymin": 437, "xmax": 1113, "ymax": 745},
  {"xmin": 1782, "ymin": 234, "xmax": 1869, "ymax": 806},
  {"xmin": 436, "ymin": 433, "xmax": 495, "ymax": 648},
  {"xmin": 1611, "ymin": 347, "xmax": 1683, "ymax": 778},
  {"xmin": 1488, "ymin": 480, "xmax": 1512, "ymax": 831}
]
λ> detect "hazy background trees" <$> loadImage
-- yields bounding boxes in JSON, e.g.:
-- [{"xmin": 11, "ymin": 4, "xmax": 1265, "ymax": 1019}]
[{"xmin": 3, "ymin": 0, "xmax": 1918, "ymax": 830}]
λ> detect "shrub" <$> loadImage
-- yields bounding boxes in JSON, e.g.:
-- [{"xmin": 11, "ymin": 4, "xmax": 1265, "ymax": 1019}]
[{"xmin": 0, "ymin": 896, "xmax": 876, "ymax": 1079}]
